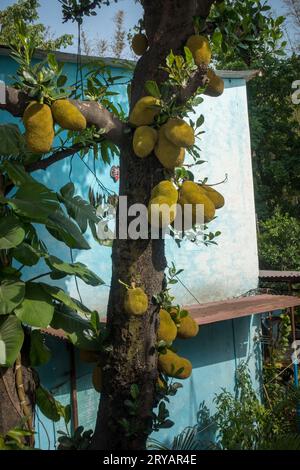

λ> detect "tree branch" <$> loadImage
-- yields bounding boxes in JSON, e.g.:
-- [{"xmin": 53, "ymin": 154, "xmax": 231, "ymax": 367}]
[
  {"xmin": 0, "ymin": 85, "xmax": 126, "ymax": 147},
  {"xmin": 26, "ymin": 144, "xmax": 86, "ymax": 172}
]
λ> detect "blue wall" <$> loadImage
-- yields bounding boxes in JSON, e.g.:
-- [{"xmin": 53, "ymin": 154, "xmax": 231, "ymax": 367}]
[{"xmin": 0, "ymin": 49, "xmax": 261, "ymax": 449}]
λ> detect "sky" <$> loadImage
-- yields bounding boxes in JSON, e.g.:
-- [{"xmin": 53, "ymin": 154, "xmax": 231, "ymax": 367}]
[{"xmin": 0, "ymin": 0, "xmax": 298, "ymax": 57}]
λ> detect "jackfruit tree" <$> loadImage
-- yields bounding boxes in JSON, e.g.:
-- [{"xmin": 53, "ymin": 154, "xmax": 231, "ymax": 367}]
[{"xmin": 0, "ymin": 0, "xmax": 285, "ymax": 451}]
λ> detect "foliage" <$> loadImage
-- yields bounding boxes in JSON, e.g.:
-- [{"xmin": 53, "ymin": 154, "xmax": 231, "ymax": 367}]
[
  {"xmin": 60, "ymin": 0, "xmax": 118, "ymax": 24},
  {"xmin": 57, "ymin": 426, "xmax": 93, "ymax": 449},
  {"xmin": 0, "ymin": 0, "xmax": 73, "ymax": 51},
  {"xmin": 258, "ymin": 208, "xmax": 300, "ymax": 271},
  {"xmin": 0, "ymin": 426, "xmax": 34, "ymax": 450}
]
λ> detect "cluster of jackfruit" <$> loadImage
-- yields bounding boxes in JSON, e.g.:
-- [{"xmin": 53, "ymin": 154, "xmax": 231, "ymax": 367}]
[
  {"xmin": 124, "ymin": 286, "xmax": 149, "ymax": 316},
  {"xmin": 23, "ymin": 99, "xmax": 86, "ymax": 154},
  {"xmin": 154, "ymin": 119, "xmax": 194, "ymax": 170},
  {"xmin": 132, "ymin": 33, "xmax": 149, "ymax": 56},
  {"xmin": 148, "ymin": 180, "xmax": 178, "ymax": 228},
  {"xmin": 157, "ymin": 308, "xmax": 199, "ymax": 380}
]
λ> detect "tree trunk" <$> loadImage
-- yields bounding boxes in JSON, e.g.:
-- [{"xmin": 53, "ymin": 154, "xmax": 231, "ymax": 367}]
[{"xmin": 91, "ymin": 0, "xmax": 216, "ymax": 451}]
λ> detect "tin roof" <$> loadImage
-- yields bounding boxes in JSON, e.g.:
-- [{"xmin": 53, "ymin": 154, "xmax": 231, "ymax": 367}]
[{"xmin": 259, "ymin": 270, "xmax": 300, "ymax": 282}]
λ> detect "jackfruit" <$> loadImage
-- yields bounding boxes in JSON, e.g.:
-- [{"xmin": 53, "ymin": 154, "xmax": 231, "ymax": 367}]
[
  {"xmin": 164, "ymin": 118, "xmax": 195, "ymax": 148},
  {"xmin": 51, "ymin": 99, "xmax": 86, "ymax": 131},
  {"xmin": 133, "ymin": 126, "xmax": 158, "ymax": 158},
  {"xmin": 157, "ymin": 376, "xmax": 167, "ymax": 390},
  {"xmin": 92, "ymin": 364, "xmax": 102, "ymax": 393},
  {"xmin": 79, "ymin": 349, "xmax": 99, "ymax": 363},
  {"xmin": 132, "ymin": 33, "xmax": 148, "ymax": 56},
  {"xmin": 155, "ymin": 126, "xmax": 185, "ymax": 169},
  {"xmin": 150, "ymin": 180, "xmax": 178, "ymax": 203},
  {"xmin": 129, "ymin": 96, "xmax": 161, "ymax": 127},
  {"xmin": 158, "ymin": 349, "xmax": 192, "ymax": 379},
  {"xmin": 148, "ymin": 196, "xmax": 177, "ymax": 228},
  {"xmin": 157, "ymin": 309, "xmax": 177, "ymax": 343},
  {"xmin": 186, "ymin": 35, "xmax": 211, "ymax": 66},
  {"xmin": 124, "ymin": 287, "xmax": 148, "ymax": 316},
  {"xmin": 201, "ymin": 184, "xmax": 225, "ymax": 209},
  {"xmin": 177, "ymin": 180, "xmax": 216, "ymax": 227},
  {"xmin": 204, "ymin": 69, "xmax": 224, "ymax": 97},
  {"xmin": 177, "ymin": 314, "xmax": 199, "ymax": 339},
  {"xmin": 23, "ymin": 101, "xmax": 54, "ymax": 154}
]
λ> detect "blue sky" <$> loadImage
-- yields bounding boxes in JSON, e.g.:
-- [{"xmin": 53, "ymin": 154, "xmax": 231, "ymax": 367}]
[{"xmin": 0, "ymin": 0, "xmax": 297, "ymax": 57}]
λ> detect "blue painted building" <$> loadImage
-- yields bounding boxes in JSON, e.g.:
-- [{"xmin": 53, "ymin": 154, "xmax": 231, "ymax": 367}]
[{"xmin": 0, "ymin": 46, "xmax": 265, "ymax": 448}]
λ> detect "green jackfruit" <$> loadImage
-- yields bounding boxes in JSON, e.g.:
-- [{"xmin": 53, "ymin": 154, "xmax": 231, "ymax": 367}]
[
  {"xmin": 51, "ymin": 99, "xmax": 86, "ymax": 131},
  {"xmin": 164, "ymin": 118, "xmax": 195, "ymax": 148},
  {"xmin": 150, "ymin": 180, "xmax": 178, "ymax": 203},
  {"xmin": 157, "ymin": 309, "xmax": 177, "ymax": 343},
  {"xmin": 205, "ymin": 69, "xmax": 224, "ymax": 97},
  {"xmin": 132, "ymin": 33, "xmax": 148, "ymax": 55},
  {"xmin": 148, "ymin": 196, "xmax": 177, "ymax": 228},
  {"xmin": 124, "ymin": 287, "xmax": 148, "ymax": 316},
  {"xmin": 129, "ymin": 96, "xmax": 161, "ymax": 127},
  {"xmin": 186, "ymin": 35, "xmax": 211, "ymax": 66},
  {"xmin": 177, "ymin": 314, "xmax": 199, "ymax": 339},
  {"xmin": 133, "ymin": 126, "xmax": 158, "ymax": 158},
  {"xmin": 201, "ymin": 184, "xmax": 225, "ymax": 209},
  {"xmin": 158, "ymin": 349, "xmax": 192, "ymax": 379},
  {"xmin": 177, "ymin": 180, "xmax": 216, "ymax": 227},
  {"xmin": 155, "ymin": 126, "xmax": 185, "ymax": 170},
  {"xmin": 23, "ymin": 101, "xmax": 54, "ymax": 154}
]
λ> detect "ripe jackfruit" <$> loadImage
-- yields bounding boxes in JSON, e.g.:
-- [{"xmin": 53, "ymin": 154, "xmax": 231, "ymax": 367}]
[
  {"xmin": 157, "ymin": 309, "xmax": 177, "ymax": 343},
  {"xmin": 132, "ymin": 33, "xmax": 148, "ymax": 56},
  {"xmin": 148, "ymin": 180, "xmax": 178, "ymax": 228},
  {"xmin": 158, "ymin": 349, "xmax": 192, "ymax": 379},
  {"xmin": 51, "ymin": 99, "xmax": 86, "ymax": 131},
  {"xmin": 124, "ymin": 287, "xmax": 148, "ymax": 316},
  {"xmin": 201, "ymin": 185, "xmax": 225, "ymax": 209},
  {"xmin": 177, "ymin": 180, "xmax": 216, "ymax": 227},
  {"xmin": 205, "ymin": 69, "xmax": 224, "ymax": 97},
  {"xmin": 177, "ymin": 314, "xmax": 199, "ymax": 339},
  {"xmin": 79, "ymin": 349, "xmax": 99, "ymax": 363},
  {"xmin": 129, "ymin": 96, "xmax": 161, "ymax": 127},
  {"xmin": 155, "ymin": 126, "xmax": 185, "ymax": 170},
  {"xmin": 133, "ymin": 126, "xmax": 158, "ymax": 158},
  {"xmin": 186, "ymin": 35, "xmax": 211, "ymax": 66},
  {"xmin": 23, "ymin": 101, "xmax": 54, "ymax": 154},
  {"xmin": 92, "ymin": 365, "xmax": 103, "ymax": 393},
  {"xmin": 164, "ymin": 118, "xmax": 195, "ymax": 148}
]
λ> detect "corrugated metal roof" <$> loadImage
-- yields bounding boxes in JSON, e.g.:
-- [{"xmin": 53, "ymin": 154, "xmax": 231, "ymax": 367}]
[
  {"xmin": 186, "ymin": 294, "xmax": 300, "ymax": 326},
  {"xmin": 41, "ymin": 327, "xmax": 67, "ymax": 340},
  {"xmin": 259, "ymin": 270, "xmax": 300, "ymax": 282}
]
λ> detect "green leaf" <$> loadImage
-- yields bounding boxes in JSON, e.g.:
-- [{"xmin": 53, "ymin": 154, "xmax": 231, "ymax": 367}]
[
  {"xmin": 12, "ymin": 242, "xmax": 41, "ymax": 266},
  {"xmin": 144, "ymin": 80, "xmax": 161, "ymax": 99},
  {"xmin": 8, "ymin": 183, "xmax": 59, "ymax": 222},
  {"xmin": 36, "ymin": 386, "xmax": 61, "ymax": 422},
  {"xmin": 40, "ymin": 283, "xmax": 91, "ymax": 315},
  {"xmin": 0, "ymin": 280, "xmax": 25, "ymax": 315},
  {"xmin": 212, "ymin": 30, "xmax": 223, "ymax": 49},
  {"xmin": 46, "ymin": 209, "xmax": 90, "ymax": 250},
  {"xmin": 0, "ymin": 124, "xmax": 25, "ymax": 156},
  {"xmin": 29, "ymin": 329, "xmax": 51, "ymax": 366},
  {"xmin": 58, "ymin": 183, "xmax": 99, "ymax": 233},
  {"xmin": 1, "ymin": 161, "xmax": 35, "ymax": 187},
  {"xmin": 0, "ymin": 215, "xmax": 25, "ymax": 249},
  {"xmin": 0, "ymin": 315, "xmax": 24, "ymax": 366},
  {"xmin": 45, "ymin": 255, "xmax": 104, "ymax": 286},
  {"xmin": 15, "ymin": 283, "xmax": 54, "ymax": 328},
  {"xmin": 130, "ymin": 384, "xmax": 139, "ymax": 400},
  {"xmin": 51, "ymin": 307, "xmax": 100, "ymax": 350}
]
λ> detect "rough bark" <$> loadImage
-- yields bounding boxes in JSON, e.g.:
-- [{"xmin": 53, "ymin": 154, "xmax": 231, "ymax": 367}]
[{"xmin": 91, "ymin": 0, "xmax": 216, "ymax": 451}]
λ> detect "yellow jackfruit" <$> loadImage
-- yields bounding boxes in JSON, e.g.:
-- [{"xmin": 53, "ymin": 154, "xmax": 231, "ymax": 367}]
[
  {"xmin": 186, "ymin": 35, "xmax": 211, "ymax": 66},
  {"xmin": 150, "ymin": 180, "xmax": 178, "ymax": 203},
  {"xmin": 23, "ymin": 101, "xmax": 54, "ymax": 154},
  {"xmin": 148, "ymin": 196, "xmax": 177, "ymax": 228},
  {"xmin": 155, "ymin": 126, "xmax": 185, "ymax": 170},
  {"xmin": 157, "ymin": 376, "xmax": 167, "ymax": 390},
  {"xmin": 164, "ymin": 118, "xmax": 195, "ymax": 148},
  {"xmin": 132, "ymin": 33, "xmax": 148, "ymax": 56},
  {"xmin": 177, "ymin": 180, "xmax": 216, "ymax": 227},
  {"xmin": 51, "ymin": 99, "xmax": 86, "ymax": 131},
  {"xmin": 92, "ymin": 365, "xmax": 103, "ymax": 393},
  {"xmin": 177, "ymin": 314, "xmax": 199, "ymax": 339},
  {"xmin": 79, "ymin": 349, "xmax": 99, "ymax": 363},
  {"xmin": 204, "ymin": 69, "xmax": 224, "ymax": 97},
  {"xmin": 201, "ymin": 185, "xmax": 225, "ymax": 209},
  {"xmin": 129, "ymin": 96, "xmax": 161, "ymax": 127},
  {"xmin": 158, "ymin": 349, "xmax": 192, "ymax": 379},
  {"xmin": 157, "ymin": 309, "xmax": 177, "ymax": 343},
  {"xmin": 133, "ymin": 126, "xmax": 158, "ymax": 158},
  {"xmin": 124, "ymin": 287, "xmax": 148, "ymax": 316}
]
